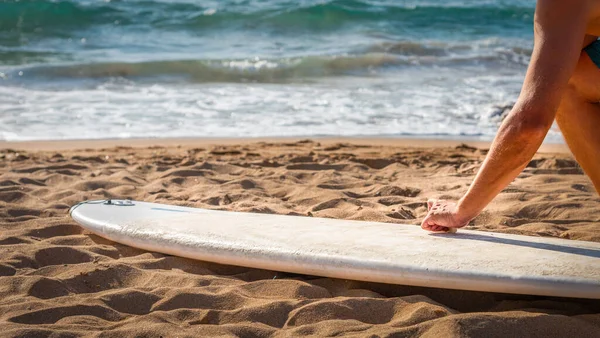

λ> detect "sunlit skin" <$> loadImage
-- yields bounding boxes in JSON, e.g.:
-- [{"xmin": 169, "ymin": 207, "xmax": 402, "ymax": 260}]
[{"xmin": 422, "ymin": 0, "xmax": 600, "ymax": 232}]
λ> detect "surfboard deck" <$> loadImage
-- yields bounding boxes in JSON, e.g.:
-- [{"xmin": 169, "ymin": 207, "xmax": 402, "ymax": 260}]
[{"xmin": 70, "ymin": 199, "xmax": 600, "ymax": 299}]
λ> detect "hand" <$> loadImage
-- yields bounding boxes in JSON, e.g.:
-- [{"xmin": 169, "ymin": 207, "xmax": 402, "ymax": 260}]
[{"xmin": 421, "ymin": 199, "xmax": 471, "ymax": 232}]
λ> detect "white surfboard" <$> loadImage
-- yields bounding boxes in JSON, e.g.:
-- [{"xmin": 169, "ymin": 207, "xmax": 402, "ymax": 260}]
[{"xmin": 70, "ymin": 199, "xmax": 600, "ymax": 299}]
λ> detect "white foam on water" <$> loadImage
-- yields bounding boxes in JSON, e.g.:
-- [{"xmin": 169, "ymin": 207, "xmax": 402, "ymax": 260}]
[{"xmin": 0, "ymin": 65, "xmax": 563, "ymax": 143}]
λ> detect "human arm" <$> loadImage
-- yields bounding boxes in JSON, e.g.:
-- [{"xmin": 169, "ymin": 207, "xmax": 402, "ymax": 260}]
[{"xmin": 422, "ymin": 0, "xmax": 591, "ymax": 231}]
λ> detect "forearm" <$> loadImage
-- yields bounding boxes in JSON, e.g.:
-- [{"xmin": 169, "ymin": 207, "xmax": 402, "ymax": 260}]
[
  {"xmin": 422, "ymin": 1, "xmax": 590, "ymax": 230},
  {"xmin": 455, "ymin": 110, "xmax": 551, "ymax": 222}
]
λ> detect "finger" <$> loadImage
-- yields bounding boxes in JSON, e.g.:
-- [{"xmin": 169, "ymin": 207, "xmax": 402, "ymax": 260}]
[
  {"xmin": 431, "ymin": 225, "xmax": 450, "ymax": 233},
  {"xmin": 422, "ymin": 216, "xmax": 447, "ymax": 232},
  {"xmin": 421, "ymin": 215, "xmax": 434, "ymax": 230},
  {"xmin": 421, "ymin": 218, "xmax": 430, "ymax": 230}
]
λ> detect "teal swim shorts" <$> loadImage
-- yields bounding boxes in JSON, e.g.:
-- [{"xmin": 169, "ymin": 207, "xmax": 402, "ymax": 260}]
[{"xmin": 584, "ymin": 39, "xmax": 600, "ymax": 68}]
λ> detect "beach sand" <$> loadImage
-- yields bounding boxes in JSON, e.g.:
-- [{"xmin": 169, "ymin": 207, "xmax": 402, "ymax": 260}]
[{"xmin": 1, "ymin": 138, "xmax": 599, "ymax": 337}]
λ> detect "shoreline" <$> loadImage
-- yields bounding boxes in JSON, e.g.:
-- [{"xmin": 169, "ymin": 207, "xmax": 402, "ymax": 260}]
[{"xmin": 0, "ymin": 136, "xmax": 571, "ymax": 153}]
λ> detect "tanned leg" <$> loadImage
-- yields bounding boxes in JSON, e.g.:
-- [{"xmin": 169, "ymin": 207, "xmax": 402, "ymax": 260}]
[{"xmin": 555, "ymin": 51, "xmax": 600, "ymax": 193}]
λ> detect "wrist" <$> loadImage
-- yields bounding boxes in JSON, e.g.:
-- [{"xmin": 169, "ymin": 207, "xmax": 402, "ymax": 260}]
[{"xmin": 455, "ymin": 197, "xmax": 479, "ymax": 225}]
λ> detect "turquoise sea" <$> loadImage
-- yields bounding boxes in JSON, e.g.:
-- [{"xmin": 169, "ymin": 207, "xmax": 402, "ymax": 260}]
[{"xmin": 1, "ymin": 0, "xmax": 550, "ymax": 141}]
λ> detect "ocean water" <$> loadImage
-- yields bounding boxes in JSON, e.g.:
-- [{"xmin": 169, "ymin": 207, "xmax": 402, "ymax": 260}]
[{"xmin": 1, "ymin": 0, "xmax": 558, "ymax": 142}]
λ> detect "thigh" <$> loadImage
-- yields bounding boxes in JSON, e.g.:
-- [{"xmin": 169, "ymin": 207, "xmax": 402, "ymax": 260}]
[{"xmin": 575, "ymin": 40, "xmax": 600, "ymax": 102}]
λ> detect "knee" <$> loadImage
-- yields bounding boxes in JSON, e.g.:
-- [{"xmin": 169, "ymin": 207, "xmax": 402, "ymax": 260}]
[{"xmin": 568, "ymin": 51, "xmax": 600, "ymax": 102}]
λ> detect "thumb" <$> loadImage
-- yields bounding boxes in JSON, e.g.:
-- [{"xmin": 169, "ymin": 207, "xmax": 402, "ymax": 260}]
[{"xmin": 427, "ymin": 198, "xmax": 436, "ymax": 211}]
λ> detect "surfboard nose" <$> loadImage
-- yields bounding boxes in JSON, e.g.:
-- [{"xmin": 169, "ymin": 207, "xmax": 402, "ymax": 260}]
[
  {"xmin": 69, "ymin": 201, "xmax": 89, "ymax": 216},
  {"xmin": 69, "ymin": 200, "xmax": 105, "ymax": 216},
  {"xmin": 69, "ymin": 199, "xmax": 136, "ymax": 216}
]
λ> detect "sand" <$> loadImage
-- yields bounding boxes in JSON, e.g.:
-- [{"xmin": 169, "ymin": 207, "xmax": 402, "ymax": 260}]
[{"xmin": 0, "ymin": 138, "xmax": 599, "ymax": 337}]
